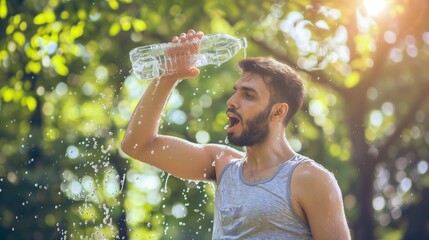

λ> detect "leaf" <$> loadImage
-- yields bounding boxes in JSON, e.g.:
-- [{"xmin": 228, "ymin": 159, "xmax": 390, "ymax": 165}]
[
  {"xmin": 1, "ymin": 87, "xmax": 15, "ymax": 102},
  {"xmin": 51, "ymin": 55, "xmax": 69, "ymax": 76},
  {"xmin": 71, "ymin": 22, "xmax": 85, "ymax": 38},
  {"xmin": 26, "ymin": 61, "xmax": 42, "ymax": 74},
  {"xmin": 13, "ymin": 31, "xmax": 26, "ymax": 46},
  {"xmin": 0, "ymin": 50, "xmax": 8, "ymax": 60},
  {"xmin": 56, "ymin": 64, "xmax": 69, "ymax": 76},
  {"xmin": 344, "ymin": 71, "xmax": 360, "ymax": 88},
  {"xmin": 107, "ymin": 0, "xmax": 119, "ymax": 10},
  {"xmin": 109, "ymin": 22, "xmax": 121, "ymax": 36},
  {"xmin": 354, "ymin": 34, "xmax": 373, "ymax": 55},
  {"xmin": 0, "ymin": 0, "xmax": 7, "ymax": 19},
  {"xmin": 120, "ymin": 17, "xmax": 131, "ymax": 31},
  {"xmin": 132, "ymin": 19, "xmax": 147, "ymax": 32},
  {"xmin": 24, "ymin": 96, "xmax": 37, "ymax": 111},
  {"xmin": 33, "ymin": 10, "xmax": 56, "ymax": 25}
]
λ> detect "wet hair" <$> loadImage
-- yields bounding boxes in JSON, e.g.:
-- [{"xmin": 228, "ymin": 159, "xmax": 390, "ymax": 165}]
[{"xmin": 237, "ymin": 57, "xmax": 305, "ymax": 126}]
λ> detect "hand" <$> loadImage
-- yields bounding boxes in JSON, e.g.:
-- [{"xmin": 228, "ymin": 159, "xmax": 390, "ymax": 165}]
[{"xmin": 163, "ymin": 29, "xmax": 204, "ymax": 81}]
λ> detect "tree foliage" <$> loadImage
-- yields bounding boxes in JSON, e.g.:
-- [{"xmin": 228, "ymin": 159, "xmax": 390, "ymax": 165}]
[{"xmin": 1, "ymin": 0, "xmax": 428, "ymax": 239}]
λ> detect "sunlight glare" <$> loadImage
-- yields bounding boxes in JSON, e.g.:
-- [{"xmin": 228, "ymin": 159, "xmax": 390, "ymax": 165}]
[{"xmin": 363, "ymin": 0, "xmax": 388, "ymax": 16}]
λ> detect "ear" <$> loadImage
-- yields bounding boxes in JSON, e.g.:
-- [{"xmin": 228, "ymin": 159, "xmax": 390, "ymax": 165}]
[{"xmin": 271, "ymin": 103, "xmax": 289, "ymax": 123}]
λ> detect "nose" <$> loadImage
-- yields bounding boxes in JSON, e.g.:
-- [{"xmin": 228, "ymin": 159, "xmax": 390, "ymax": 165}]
[{"xmin": 227, "ymin": 92, "xmax": 238, "ymax": 109}]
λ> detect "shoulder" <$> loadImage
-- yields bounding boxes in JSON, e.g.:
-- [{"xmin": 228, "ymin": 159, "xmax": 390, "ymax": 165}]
[
  {"xmin": 292, "ymin": 159, "xmax": 343, "ymax": 207},
  {"xmin": 291, "ymin": 159, "xmax": 351, "ymax": 239},
  {"xmin": 205, "ymin": 144, "xmax": 244, "ymax": 183},
  {"xmin": 293, "ymin": 159, "xmax": 336, "ymax": 184}
]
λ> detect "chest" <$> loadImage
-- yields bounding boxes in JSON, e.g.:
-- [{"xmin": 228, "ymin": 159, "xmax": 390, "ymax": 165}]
[
  {"xmin": 216, "ymin": 176, "xmax": 292, "ymax": 225},
  {"xmin": 213, "ymin": 160, "xmax": 312, "ymax": 239},
  {"xmin": 242, "ymin": 164, "xmax": 281, "ymax": 183}
]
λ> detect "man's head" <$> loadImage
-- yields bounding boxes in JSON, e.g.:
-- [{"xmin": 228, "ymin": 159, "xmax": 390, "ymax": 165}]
[
  {"xmin": 237, "ymin": 57, "xmax": 305, "ymax": 126},
  {"xmin": 226, "ymin": 57, "xmax": 305, "ymax": 147}
]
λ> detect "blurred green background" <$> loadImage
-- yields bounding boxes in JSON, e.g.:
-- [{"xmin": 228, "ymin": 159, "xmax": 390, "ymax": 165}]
[{"xmin": 1, "ymin": 0, "xmax": 429, "ymax": 239}]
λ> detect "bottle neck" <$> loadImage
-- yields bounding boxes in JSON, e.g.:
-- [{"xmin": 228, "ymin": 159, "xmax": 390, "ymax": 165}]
[{"xmin": 239, "ymin": 37, "xmax": 248, "ymax": 49}]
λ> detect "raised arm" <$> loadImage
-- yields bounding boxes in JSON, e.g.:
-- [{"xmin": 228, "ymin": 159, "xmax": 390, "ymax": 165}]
[{"xmin": 121, "ymin": 30, "xmax": 242, "ymax": 182}]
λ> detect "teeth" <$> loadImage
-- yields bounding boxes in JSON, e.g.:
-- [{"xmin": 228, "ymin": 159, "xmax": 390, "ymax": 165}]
[{"xmin": 226, "ymin": 112, "xmax": 240, "ymax": 130}]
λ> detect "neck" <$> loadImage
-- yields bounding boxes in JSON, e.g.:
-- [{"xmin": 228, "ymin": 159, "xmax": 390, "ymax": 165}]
[{"xmin": 244, "ymin": 132, "xmax": 295, "ymax": 170}]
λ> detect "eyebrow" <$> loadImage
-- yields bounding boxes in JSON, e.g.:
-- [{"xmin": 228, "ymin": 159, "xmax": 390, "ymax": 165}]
[{"xmin": 233, "ymin": 85, "xmax": 258, "ymax": 94}]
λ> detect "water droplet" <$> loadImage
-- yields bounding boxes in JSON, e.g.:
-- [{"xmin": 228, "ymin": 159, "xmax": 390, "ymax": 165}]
[{"xmin": 163, "ymin": 174, "xmax": 170, "ymax": 193}]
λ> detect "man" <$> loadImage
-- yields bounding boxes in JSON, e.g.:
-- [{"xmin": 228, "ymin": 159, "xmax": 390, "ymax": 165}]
[{"xmin": 121, "ymin": 29, "xmax": 351, "ymax": 239}]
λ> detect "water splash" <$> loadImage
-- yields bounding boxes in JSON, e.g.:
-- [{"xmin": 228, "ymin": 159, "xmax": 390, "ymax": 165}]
[{"xmin": 162, "ymin": 173, "xmax": 170, "ymax": 193}]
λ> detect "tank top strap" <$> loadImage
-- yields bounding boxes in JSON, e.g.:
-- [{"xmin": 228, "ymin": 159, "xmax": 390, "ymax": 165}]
[{"xmin": 275, "ymin": 154, "xmax": 307, "ymax": 177}]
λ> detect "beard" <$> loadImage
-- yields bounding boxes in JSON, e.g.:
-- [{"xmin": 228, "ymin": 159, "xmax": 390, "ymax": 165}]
[{"xmin": 227, "ymin": 105, "xmax": 272, "ymax": 147}]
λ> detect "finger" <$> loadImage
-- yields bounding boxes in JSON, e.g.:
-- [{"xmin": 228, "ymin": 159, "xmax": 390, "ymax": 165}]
[
  {"xmin": 171, "ymin": 36, "xmax": 179, "ymax": 43},
  {"xmin": 187, "ymin": 32, "xmax": 194, "ymax": 40},
  {"xmin": 179, "ymin": 32, "xmax": 187, "ymax": 43},
  {"xmin": 189, "ymin": 40, "xmax": 200, "ymax": 54},
  {"xmin": 187, "ymin": 29, "xmax": 195, "ymax": 39},
  {"xmin": 196, "ymin": 31, "xmax": 204, "ymax": 39},
  {"xmin": 189, "ymin": 67, "xmax": 200, "ymax": 77},
  {"xmin": 187, "ymin": 29, "xmax": 195, "ymax": 35},
  {"xmin": 190, "ymin": 33, "xmax": 202, "ymax": 53}
]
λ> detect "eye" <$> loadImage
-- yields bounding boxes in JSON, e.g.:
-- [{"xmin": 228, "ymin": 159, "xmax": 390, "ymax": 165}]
[{"xmin": 244, "ymin": 92, "xmax": 254, "ymax": 99}]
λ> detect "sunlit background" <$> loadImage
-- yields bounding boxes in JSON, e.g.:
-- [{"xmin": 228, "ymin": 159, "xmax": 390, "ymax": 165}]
[{"xmin": 1, "ymin": 0, "xmax": 429, "ymax": 239}]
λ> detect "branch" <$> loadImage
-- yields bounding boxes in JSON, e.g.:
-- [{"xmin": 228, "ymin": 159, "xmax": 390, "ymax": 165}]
[
  {"xmin": 376, "ymin": 80, "xmax": 429, "ymax": 164},
  {"xmin": 251, "ymin": 36, "xmax": 347, "ymax": 95}
]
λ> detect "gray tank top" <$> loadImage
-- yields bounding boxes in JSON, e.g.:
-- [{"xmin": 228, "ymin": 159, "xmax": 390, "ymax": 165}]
[{"xmin": 213, "ymin": 154, "xmax": 313, "ymax": 240}]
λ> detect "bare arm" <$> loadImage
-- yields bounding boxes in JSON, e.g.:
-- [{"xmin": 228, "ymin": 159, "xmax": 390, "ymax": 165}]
[
  {"xmin": 292, "ymin": 161, "xmax": 351, "ymax": 240},
  {"xmin": 121, "ymin": 30, "xmax": 242, "ymax": 181}
]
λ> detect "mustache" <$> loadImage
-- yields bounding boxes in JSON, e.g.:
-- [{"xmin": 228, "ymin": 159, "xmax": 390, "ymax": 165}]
[{"xmin": 226, "ymin": 108, "xmax": 242, "ymax": 121}]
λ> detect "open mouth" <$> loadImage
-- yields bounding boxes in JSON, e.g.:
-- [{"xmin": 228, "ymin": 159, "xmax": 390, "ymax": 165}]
[
  {"xmin": 228, "ymin": 116, "xmax": 240, "ymax": 128},
  {"xmin": 226, "ymin": 113, "xmax": 241, "ymax": 132},
  {"xmin": 226, "ymin": 109, "xmax": 242, "ymax": 132}
]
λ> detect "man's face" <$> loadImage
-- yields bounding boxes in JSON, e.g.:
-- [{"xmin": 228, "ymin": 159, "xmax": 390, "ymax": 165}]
[{"xmin": 226, "ymin": 72, "xmax": 273, "ymax": 147}]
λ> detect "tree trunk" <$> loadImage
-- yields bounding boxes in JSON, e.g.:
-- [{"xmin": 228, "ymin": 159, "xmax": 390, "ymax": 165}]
[
  {"xmin": 354, "ymin": 158, "xmax": 376, "ymax": 240},
  {"xmin": 344, "ymin": 86, "xmax": 376, "ymax": 240},
  {"xmin": 110, "ymin": 154, "xmax": 129, "ymax": 240},
  {"xmin": 28, "ymin": 73, "xmax": 44, "ymax": 168}
]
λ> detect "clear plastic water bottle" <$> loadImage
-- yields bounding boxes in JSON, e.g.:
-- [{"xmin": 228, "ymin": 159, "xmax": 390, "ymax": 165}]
[{"xmin": 129, "ymin": 33, "xmax": 247, "ymax": 80}]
